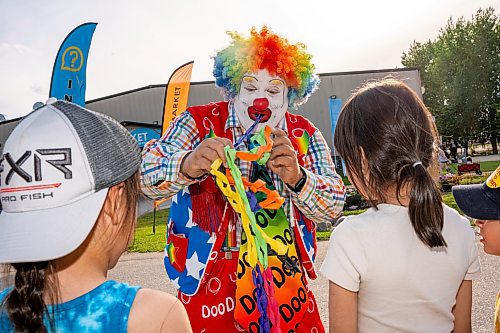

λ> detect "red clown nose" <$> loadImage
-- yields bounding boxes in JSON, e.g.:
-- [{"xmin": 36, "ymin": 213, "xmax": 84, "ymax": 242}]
[{"xmin": 253, "ymin": 98, "xmax": 269, "ymax": 111}]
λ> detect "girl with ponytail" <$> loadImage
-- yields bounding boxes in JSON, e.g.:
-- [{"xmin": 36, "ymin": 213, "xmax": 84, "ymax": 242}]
[{"xmin": 320, "ymin": 78, "xmax": 480, "ymax": 333}]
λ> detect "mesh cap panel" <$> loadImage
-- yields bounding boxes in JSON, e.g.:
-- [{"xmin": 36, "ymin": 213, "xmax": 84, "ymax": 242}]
[{"xmin": 52, "ymin": 101, "xmax": 141, "ymax": 191}]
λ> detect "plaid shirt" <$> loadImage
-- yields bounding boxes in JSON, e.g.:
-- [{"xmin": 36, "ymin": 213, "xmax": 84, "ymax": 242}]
[{"xmin": 140, "ymin": 103, "xmax": 345, "ymax": 224}]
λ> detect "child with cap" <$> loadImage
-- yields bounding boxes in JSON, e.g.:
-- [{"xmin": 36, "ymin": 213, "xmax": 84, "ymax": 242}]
[
  {"xmin": 453, "ymin": 165, "xmax": 500, "ymax": 333},
  {"xmin": 0, "ymin": 101, "xmax": 192, "ymax": 332}
]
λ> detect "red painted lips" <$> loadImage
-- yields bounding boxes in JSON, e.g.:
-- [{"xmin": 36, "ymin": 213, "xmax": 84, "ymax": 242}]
[{"xmin": 248, "ymin": 98, "xmax": 271, "ymax": 123}]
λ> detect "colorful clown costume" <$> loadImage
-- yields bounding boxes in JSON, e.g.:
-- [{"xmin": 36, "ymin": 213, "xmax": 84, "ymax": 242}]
[
  {"xmin": 141, "ymin": 26, "xmax": 345, "ymax": 332},
  {"xmin": 141, "ymin": 101, "xmax": 345, "ymax": 332}
]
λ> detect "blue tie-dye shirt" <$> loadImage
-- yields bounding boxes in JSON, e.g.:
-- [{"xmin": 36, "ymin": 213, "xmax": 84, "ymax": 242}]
[{"xmin": 0, "ymin": 280, "xmax": 140, "ymax": 332}]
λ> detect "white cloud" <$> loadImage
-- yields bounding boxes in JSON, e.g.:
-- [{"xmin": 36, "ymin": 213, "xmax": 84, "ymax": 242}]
[
  {"xmin": 30, "ymin": 83, "xmax": 46, "ymax": 95},
  {"xmin": 0, "ymin": 42, "xmax": 33, "ymax": 54}
]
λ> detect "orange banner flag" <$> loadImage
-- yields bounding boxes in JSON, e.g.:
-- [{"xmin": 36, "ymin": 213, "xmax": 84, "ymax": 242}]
[{"xmin": 162, "ymin": 61, "xmax": 194, "ymax": 134}]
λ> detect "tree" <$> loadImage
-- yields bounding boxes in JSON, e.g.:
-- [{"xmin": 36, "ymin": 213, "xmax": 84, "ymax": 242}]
[{"xmin": 402, "ymin": 7, "xmax": 499, "ymax": 154}]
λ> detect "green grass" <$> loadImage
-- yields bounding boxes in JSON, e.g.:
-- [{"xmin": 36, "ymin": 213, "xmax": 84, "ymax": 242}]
[
  {"xmin": 128, "ymin": 208, "xmax": 169, "ymax": 253},
  {"xmin": 341, "ymin": 176, "xmax": 351, "ymax": 186},
  {"xmin": 477, "ymin": 160, "xmax": 499, "ymax": 172},
  {"xmin": 343, "ymin": 209, "xmax": 367, "ymax": 216},
  {"xmin": 448, "ymin": 160, "xmax": 499, "ymax": 173},
  {"xmin": 442, "ymin": 193, "xmax": 462, "ymax": 214},
  {"xmin": 317, "ymin": 231, "xmax": 331, "ymax": 241}
]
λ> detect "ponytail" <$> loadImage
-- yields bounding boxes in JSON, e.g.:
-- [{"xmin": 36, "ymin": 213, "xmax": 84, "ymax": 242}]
[
  {"xmin": 2, "ymin": 261, "xmax": 57, "ymax": 333},
  {"xmin": 333, "ymin": 78, "xmax": 448, "ymax": 248},
  {"xmin": 399, "ymin": 162, "xmax": 447, "ymax": 248}
]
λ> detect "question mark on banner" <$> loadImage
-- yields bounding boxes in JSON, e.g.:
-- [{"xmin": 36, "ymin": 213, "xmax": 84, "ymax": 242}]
[
  {"xmin": 69, "ymin": 50, "xmax": 78, "ymax": 68},
  {"xmin": 61, "ymin": 46, "xmax": 84, "ymax": 72}
]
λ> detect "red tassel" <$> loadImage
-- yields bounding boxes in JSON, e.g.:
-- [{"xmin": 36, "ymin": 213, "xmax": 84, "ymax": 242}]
[{"xmin": 190, "ymin": 178, "xmax": 232, "ymax": 235}]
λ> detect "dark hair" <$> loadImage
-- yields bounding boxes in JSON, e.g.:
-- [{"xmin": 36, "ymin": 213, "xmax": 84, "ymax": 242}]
[
  {"xmin": 0, "ymin": 171, "xmax": 140, "ymax": 332},
  {"xmin": 1, "ymin": 262, "xmax": 58, "ymax": 333},
  {"xmin": 121, "ymin": 171, "xmax": 141, "ymax": 244},
  {"xmin": 334, "ymin": 78, "xmax": 447, "ymax": 248}
]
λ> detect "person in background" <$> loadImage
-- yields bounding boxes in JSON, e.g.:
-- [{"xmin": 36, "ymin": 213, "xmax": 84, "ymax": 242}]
[
  {"xmin": 438, "ymin": 145, "xmax": 451, "ymax": 172},
  {"xmin": 0, "ymin": 101, "xmax": 192, "ymax": 333},
  {"xmin": 453, "ymin": 165, "xmax": 500, "ymax": 333},
  {"xmin": 321, "ymin": 78, "xmax": 480, "ymax": 333},
  {"xmin": 450, "ymin": 139, "xmax": 458, "ymax": 162}
]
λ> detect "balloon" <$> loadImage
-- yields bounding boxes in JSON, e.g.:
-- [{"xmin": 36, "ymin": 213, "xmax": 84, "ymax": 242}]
[{"xmin": 209, "ymin": 126, "xmax": 287, "ymax": 268}]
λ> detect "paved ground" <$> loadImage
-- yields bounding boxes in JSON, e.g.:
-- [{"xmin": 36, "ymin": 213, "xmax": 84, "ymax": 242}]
[
  {"xmin": 472, "ymin": 154, "xmax": 499, "ymax": 163},
  {"xmin": 109, "ymin": 238, "xmax": 499, "ymax": 333}
]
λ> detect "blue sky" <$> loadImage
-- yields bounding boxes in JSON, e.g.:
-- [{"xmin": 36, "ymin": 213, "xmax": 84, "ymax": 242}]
[{"xmin": 1, "ymin": 0, "xmax": 499, "ymax": 119}]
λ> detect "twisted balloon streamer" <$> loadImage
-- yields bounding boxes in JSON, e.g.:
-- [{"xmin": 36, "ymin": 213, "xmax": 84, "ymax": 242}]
[
  {"xmin": 253, "ymin": 265, "xmax": 270, "ymax": 333},
  {"xmin": 209, "ymin": 126, "xmax": 287, "ymax": 267},
  {"xmin": 263, "ymin": 267, "xmax": 280, "ymax": 333}
]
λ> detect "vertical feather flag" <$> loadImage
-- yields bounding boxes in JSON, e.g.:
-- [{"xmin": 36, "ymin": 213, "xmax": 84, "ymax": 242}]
[
  {"xmin": 49, "ymin": 23, "xmax": 97, "ymax": 106},
  {"xmin": 162, "ymin": 61, "xmax": 194, "ymax": 134},
  {"xmin": 153, "ymin": 62, "xmax": 195, "ymax": 231}
]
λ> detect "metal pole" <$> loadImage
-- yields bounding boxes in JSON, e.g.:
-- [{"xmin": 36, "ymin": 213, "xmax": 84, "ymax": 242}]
[{"xmin": 153, "ymin": 203, "xmax": 156, "ymax": 234}]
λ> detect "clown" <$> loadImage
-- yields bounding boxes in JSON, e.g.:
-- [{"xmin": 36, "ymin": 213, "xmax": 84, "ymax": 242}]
[{"xmin": 141, "ymin": 27, "xmax": 345, "ymax": 333}]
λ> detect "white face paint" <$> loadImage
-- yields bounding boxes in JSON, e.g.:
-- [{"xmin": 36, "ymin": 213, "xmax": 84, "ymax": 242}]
[{"xmin": 233, "ymin": 69, "xmax": 289, "ymax": 132}]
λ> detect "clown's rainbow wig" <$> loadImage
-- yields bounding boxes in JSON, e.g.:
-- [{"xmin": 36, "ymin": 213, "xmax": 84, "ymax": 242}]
[{"xmin": 213, "ymin": 26, "xmax": 320, "ymax": 109}]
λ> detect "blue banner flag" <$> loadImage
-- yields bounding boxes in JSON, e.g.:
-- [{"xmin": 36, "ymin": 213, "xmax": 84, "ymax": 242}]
[
  {"xmin": 49, "ymin": 23, "xmax": 97, "ymax": 106},
  {"xmin": 328, "ymin": 97, "xmax": 346, "ymax": 175},
  {"xmin": 130, "ymin": 127, "xmax": 161, "ymax": 148}
]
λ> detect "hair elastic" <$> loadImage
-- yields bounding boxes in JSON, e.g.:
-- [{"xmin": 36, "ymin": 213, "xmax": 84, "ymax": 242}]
[{"xmin": 412, "ymin": 161, "xmax": 423, "ymax": 168}]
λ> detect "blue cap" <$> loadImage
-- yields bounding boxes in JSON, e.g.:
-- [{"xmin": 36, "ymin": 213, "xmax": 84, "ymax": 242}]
[{"xmin": 452, "ymin": 166, "xmax": 500, "ymax": 220}]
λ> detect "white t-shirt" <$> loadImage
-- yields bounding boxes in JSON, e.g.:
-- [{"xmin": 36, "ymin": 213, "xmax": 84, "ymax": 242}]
[{"xmin": 320, "ymin": 204, "xmax": 480, "ymax": 333}]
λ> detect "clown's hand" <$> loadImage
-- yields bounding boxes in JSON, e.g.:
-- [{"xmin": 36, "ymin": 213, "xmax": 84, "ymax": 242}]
[
  {"xmin": 180, "ymin": 137, "xmax": 233, "ymax": 179},
  {"xmin": 267, "ymin": 128, "xmax": 303, "ymax": 187}
]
